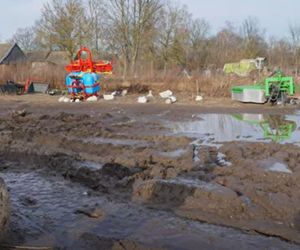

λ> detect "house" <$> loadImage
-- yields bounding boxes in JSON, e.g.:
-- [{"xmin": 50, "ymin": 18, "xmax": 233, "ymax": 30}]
[
  {"xmin": 26, "ymin": 50, "xmax": 71, "ymax": 79},
  {"xmin": 0, "ymin": 43, "xmax": 26, "ymax": 64}
]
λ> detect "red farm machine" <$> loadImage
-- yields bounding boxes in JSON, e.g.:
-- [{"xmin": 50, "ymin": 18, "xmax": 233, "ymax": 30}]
[{"xmin": 65, "ymin": 47, "xmax": 112, "ymax": 100}]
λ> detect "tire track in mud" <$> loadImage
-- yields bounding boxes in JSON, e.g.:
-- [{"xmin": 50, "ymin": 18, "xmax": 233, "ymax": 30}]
[{"xmin": 0, "ymin": 111, "xmax": 299, "ymax": 248}]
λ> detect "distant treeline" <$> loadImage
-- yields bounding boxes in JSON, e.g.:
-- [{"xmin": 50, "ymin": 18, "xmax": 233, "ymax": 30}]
[{"xmin": 8, "ymin": 0, "xmax": 300, "ymax": 78}]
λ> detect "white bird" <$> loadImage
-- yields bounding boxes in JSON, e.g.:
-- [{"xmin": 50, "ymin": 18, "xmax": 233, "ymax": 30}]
[{"xmin": 147, "ymin": 90, "xmax": 154, "ymax": 98}]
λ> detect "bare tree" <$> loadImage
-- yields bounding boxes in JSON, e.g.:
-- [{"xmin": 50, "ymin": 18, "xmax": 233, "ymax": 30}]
[
  {"xmin": 189, "ymin": 19, "xmax": 210, "ymax": 45},
  {"xmin": 208, "ymin": 22, "xmax": 243, "ymax": 68},
  {"xmin": 157, "ymin": 2, "xmax": 190, "ymax": 74},
  {"xmin": 36, "ymin": 0, "xmax": 89, "ymax": 57},
  {"xmin": 8, "ymin": 27, "xmax": 38, "ymax": 51},
  {"xmin": 289, "ymin": 23, "xmax": 300, "ymax": 76},
  {"xmin": 105, "ymin": 0, "xmax": 162, "ymax": 78},
  {"xmin": 268, "ymin": 37, "xmax": 293, "ymax": 71},
  {"xmin": 240, "ymin": 17, "xmax": 267, "ymax": 58},
  {"xmin": 87, "ymin": 0, "xmax": 106, "ymax": 54},
  {"xmin": 7, "ymin": 0, "xmax": 295, "ymax": 79},
  {"xmin": 188, "ymin": 18, "xmax": 210, "ymax": 70}
]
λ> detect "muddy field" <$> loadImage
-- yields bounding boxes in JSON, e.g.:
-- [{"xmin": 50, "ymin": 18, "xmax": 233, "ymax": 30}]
[{"xmin": 0, "ymin": 95, "xmax": 299, "ymax": 249}]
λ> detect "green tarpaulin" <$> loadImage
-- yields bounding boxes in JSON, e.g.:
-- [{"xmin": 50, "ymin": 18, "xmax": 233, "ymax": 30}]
[{"xmin": 224, "ymin": 59, "xmax": 257, "ymax": 76}]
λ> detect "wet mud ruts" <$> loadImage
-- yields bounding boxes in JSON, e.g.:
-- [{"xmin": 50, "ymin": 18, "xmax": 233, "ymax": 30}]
[{"xmin": 0, "ymin": 102, "xmax": 299, "ymax": 249}]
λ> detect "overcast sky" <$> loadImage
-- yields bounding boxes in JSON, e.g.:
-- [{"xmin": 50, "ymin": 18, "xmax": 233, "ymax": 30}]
[{"xmin": 0, "ymin": 0, "xmax": 299, "ymax": 41}]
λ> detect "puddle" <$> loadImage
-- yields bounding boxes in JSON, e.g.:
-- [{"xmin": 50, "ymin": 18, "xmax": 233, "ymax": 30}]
[
  {"xmin": 2, "ymin": 170, "xmax": 296, "ymax": 249},
  {"xmin": 162, "ymin": 177, "xmax": 223, "ymax": 190},
  {"xmin": 3, "ymin": 171, "xmax": 107, "ymax": 245},
  {"xmin": 170, "ymin": 114, "xmax": 263, "ymax": 143},
  {"xmin": 169, "ymin": 113, "xmax": 300, "ymax": 146},
  {"xmin": 268, "ymin": 163, "xmax": 292, "ymax": 174},
  {"xmin": 169, "ymin": 113, "xmax": 300, "ymax": 166},
  {"xmin": 76, "ymin": 161, "xmax": 104, "ymax": 170},
  {"xmin": 156, "ymin": 110, "xmax": 171, "ymax": 117},
  {"xmin": 259, "ymin": 159, "xmax": 293, "ymax": 174},
  {"xmin": 83, "ymin": 137, "xmax": 148, "ymax": 147},
  {"xmin": 158, "ymin": 148, "xmax": 188, "ymax": 158}
]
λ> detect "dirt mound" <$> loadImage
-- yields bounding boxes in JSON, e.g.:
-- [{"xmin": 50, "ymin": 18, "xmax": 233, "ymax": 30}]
[
  {"xmin": 0, "ymin": 108, "xmax": 299, "ymax": 247},
  {"xmin": 133, "ymin": 179, "xmax": 195, "ymax": 207},
  {"xmin": 132, "ymin": 141, "xmax": 300, "ymax": 244}
]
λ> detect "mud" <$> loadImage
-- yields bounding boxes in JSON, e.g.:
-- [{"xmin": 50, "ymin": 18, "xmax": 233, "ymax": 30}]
[
  {"xmin": 0, "ymin": 96, "xmax": 299, "ymax": 249},
  {"xmin": 0, "ymin": 177, "xmax": 9, "ymax": 241}
]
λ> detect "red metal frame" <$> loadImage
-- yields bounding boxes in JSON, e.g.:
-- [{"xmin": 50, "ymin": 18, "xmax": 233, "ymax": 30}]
[
  {"xmin": 24, "ymin": 79, "xmax": 31, "ymax": 93},
  {"xmin": 65, "ymin": 47, "xmax": 113, "ymax": 74}
]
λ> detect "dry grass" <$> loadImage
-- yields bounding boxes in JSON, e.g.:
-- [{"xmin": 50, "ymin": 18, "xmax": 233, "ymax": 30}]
[
  {"xmin": 0, "ymin": 63, "xmax": 65, "ymax": 88},
  {"xmin": 0, "ymin": 63, "xmax": 283, "ymax": 97}
]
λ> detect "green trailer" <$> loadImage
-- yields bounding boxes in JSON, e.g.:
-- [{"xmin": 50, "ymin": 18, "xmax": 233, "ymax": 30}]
[
  {"xmin": 231, "ymin": 70, "xmax": 296, "ymax": 104},
  {"xmin": 232, "ymin": 84, "xmax": 266, "ymax": 104}
]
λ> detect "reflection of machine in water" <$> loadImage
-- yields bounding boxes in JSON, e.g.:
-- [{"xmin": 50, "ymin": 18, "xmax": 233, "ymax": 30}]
[
  {"xmin": 261, "ymin": 115, "xmax": 297, "ymax": 142},
  {"xmin": 232, "ymin": 114, "xmax": 297, "ymax": 142}
]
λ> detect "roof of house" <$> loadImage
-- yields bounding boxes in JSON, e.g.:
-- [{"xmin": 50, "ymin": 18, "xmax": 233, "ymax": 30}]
[
  {"xmin": 0, "ymin": 43, "xmax": 26, "ymax": 64},
  {"xmin": 26, "ymin": 50, "xmax": 50, "ymax": 62},
  {"xmin": 0, "ymin": 43, "xmax": 15, "ymax": 63},
  {"xmin": 46, "ymin": 51, "xmax": 71, "ymax": 65}
]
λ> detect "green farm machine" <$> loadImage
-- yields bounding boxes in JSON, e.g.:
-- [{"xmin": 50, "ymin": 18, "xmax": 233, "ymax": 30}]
[{"xmin": 231, "ymin": 70, "xmax": 296, "ymax": 104}]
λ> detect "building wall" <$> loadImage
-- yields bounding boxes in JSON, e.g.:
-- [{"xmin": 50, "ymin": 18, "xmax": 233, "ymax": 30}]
[{"xmin": 31, "ymin": 61, "xmax": 56, "ymax": 79}]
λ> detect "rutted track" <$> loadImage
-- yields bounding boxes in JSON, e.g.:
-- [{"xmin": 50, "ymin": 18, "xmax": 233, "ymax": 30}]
[{"xmin": 0, "ymin": 98, "xmax": 299, "ymax": 249}]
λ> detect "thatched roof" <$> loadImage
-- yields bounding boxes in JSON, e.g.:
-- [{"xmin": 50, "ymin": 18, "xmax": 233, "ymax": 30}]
[
  {"xmin": 46, "ymin": 51, "xmax": 71, "ymax": 65},
  {"xmin": 26, "ymin": 50, "xmax": 50, "ymax": 62}
]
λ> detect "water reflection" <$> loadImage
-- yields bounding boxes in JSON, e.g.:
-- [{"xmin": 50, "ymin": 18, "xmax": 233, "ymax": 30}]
[
  {"xmin": 171, "ymin": 113, "xmax": 300, "ymax": 145},
  {"xmin": 233, "ymin": 114, "xmax": 297, "ymax": 142}
]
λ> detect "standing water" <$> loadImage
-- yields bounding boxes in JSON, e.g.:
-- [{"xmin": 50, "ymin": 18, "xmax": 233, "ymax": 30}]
[{"xmin": 170, "ymin": 113, "xmax": 300, "ymax": 146}]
